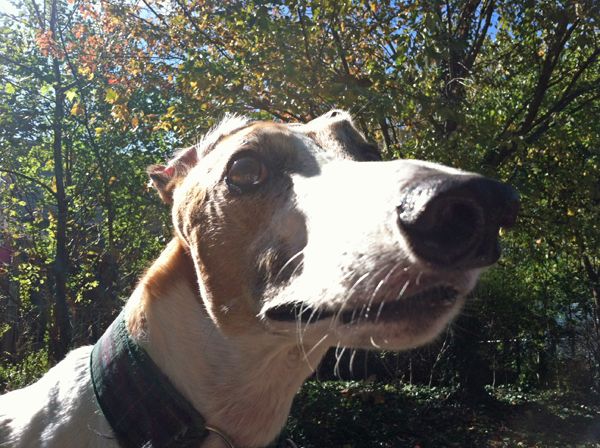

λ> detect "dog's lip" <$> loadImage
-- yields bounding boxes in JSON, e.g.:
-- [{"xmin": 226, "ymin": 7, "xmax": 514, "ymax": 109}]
[{"xmin": 264, "ymin": 284, "xmax": 460, "ymax": 324}]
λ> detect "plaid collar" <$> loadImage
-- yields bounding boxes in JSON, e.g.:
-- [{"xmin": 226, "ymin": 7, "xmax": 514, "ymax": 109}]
[{"xmin": 90, "ymin": 310, "xmax": 209, "ymax": 448}]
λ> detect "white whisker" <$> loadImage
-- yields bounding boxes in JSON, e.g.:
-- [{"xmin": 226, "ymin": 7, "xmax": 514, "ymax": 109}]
[
  {"xmin": 274, "ymin": 250, "xmax": 305, "ymax": 283},
  {"xmin": 364, "ymin": 264, "xmax": 392, "ymax": 318},
  {"xmin": 303, "ymin": 334, "xmax": 330, "ymax": 363},
  {"xmin": 349, "ymin": 349, "xmax": 357, "ymax": 377},
  {"xmin": 397, "ymin": 279, "xmax": 410, "ymax": 300},
  {"xmin": 416, "ymin": 270, "xmax": 423, "ymax": 286},
  {"xmin": 333, "ymin": 344, "xmax": 346, "ymax": 378},
  {"xmin": 370, "ymin": 336, "xmax": 382, "ymax": 349}
]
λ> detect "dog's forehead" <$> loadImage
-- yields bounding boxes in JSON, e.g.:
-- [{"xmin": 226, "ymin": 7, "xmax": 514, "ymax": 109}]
[
  {"xmin": 205, "ymin": 120, "xmax": 332, "ymax": 163},
  {"xmin": 199, "ymin": 117, "xmax": 353, "ymax": 159}
]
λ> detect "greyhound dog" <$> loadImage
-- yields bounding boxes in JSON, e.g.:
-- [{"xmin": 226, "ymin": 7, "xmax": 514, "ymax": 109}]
[{"xmin": 0, "ymin": 110, "xmax": 518, "ymax": 448}]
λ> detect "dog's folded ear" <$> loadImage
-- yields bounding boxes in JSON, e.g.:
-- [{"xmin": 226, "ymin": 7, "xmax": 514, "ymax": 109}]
[
  {"xmin": 302, "ymin": 110, "xmax": 381, "ymax": 162},
  {"xmin": 147, "ymin": 146, "xmax": 198, "ymax": 203},
  {"xmin": 147, "ymin": 164, "xmax": 175, "ymax": 203}
]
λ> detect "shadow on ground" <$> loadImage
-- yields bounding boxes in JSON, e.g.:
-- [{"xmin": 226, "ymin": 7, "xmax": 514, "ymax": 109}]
[{"xmin": 284, "ymin": 382, "xmax": 600, "ymax": 448}]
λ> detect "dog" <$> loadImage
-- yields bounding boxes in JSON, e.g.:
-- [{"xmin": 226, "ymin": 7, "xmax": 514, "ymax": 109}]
[{"xmin": 0, "ymin": 110, "xmax": 518, "ymax": 448}]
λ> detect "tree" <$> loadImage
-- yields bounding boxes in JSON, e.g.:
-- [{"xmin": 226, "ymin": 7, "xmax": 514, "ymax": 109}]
[{"xmin": 0, "ymin": 0, "xmax": 171, "ymax": 365}]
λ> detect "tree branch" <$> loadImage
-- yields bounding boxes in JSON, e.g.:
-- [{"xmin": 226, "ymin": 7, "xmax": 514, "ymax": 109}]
[
  {"xmin": 140, "ymin": 0, "xmax": 170, "ymax": 29},
  {"xmin": 0, "ymin": 168, "xmax": 58, "ymax": 199},
  {"xmin": 28, "ymin": 0, "xmax": 46, "ymax": 30},
  {"xmin": 518, "ymin": 17, "xmax": 579, "ymax": 134},
  {"xmin": 328, "ymin": 8, "xmax": 351, "ymax": 77},
  {"xmin": 464, "ymin": 0, "xmax": 494, "ymax": 71},
  {"xmin": 173, "ymin": 0, "xmax": 233, "ymax": 62}
]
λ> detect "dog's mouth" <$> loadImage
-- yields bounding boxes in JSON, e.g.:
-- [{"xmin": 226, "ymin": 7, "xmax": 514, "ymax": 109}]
[{"xmin": 264, "ymin": 284, "xmax": 460, "ymax": 325}]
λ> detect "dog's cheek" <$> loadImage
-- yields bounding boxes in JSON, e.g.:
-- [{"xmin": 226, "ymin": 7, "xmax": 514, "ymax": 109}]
[
  {"xmin": 180, "ymin": 196, "xmax": 273, "ymax": 332},
  {"xmin": 170, "ymin": 185, "xmax": 240, "ymax": 327},
  {"xmin": 253, "ymin": 211, "xmax": 307, "ymax": 290},
  {"xmin": 172, "ymin": 182, "xmax": 209, "ymax": 245},
  {"xmin": 254, "ymin": 243, "xmax": 297, "ymax": 295}
]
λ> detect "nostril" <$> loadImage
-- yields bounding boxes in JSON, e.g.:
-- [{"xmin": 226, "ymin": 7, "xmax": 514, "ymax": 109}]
[
  {"xmin": 433, "ymin": 199, "xmax": 482, "ymax": 248},
  {"xmin": 398, "ymin": 198, "xmax": 484, "ymax": 265}
]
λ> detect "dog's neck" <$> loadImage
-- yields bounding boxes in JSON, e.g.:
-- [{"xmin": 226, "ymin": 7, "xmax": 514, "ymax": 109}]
[{"xmin": 123, "ymin": 238, "xmax": 327, "ymax": 448}]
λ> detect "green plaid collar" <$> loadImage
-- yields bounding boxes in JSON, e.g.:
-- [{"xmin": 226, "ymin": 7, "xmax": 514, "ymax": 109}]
[{"xmin": 90, "ymin": 310, "xmax": 209, "ymax": 448}]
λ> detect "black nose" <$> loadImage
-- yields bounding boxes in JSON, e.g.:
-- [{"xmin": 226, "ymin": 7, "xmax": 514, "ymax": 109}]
[{"xmin": 397, "ymin": 175, "xmax": 519, "ymax": 268}]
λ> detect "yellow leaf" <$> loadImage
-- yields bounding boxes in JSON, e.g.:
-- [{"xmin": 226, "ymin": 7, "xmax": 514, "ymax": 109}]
[
  {"xmin": 153, "ymin": 121, "xmax": 171, "ymax": 131},
  {"xmin": 65, "ymin": 89, "xmax": 78, "ymax": 101},
  {"xmin": 131, "ymin": 116, "xmax": 140, "ymax": 129},
  {"xmin": 567, "ymin": 208, "xmax": 576, "ymax": 216},
  {"xmin": 70, "ymin": 102, "xmax": 84, "ymax": 116},
  {"xmin": 111, "ymin": 104, "xmax": 129, "ymax": 121}
]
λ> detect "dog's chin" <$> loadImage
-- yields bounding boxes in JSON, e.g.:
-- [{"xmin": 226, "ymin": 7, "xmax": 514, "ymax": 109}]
[
  {"xmin": 263, "ymin": 284, "xmax": 467, "ymax": 350},
  {"xmin": 330, "ymin": 295, "xmax": 466, "ymax": 350}
]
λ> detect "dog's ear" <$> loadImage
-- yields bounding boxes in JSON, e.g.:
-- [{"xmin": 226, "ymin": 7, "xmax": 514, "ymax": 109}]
[
  {"xmin": 147, "ymin": 164, "xmax": 176, "ymax": 203},
  {"xmin": 302, "ymin": 110, "xmax": 381, "ymax": 161},
  {"xmin": 147, "ymin": 146, "xmax": 197, "ymax": 204}
]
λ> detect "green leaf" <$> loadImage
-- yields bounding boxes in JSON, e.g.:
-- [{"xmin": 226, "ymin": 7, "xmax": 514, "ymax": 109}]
[
  {"xmin": 65, "ymin": 89, "xmax": 78, "ymax": 102},
  {"xmin": 4, "ymin": 83, "xmax": 16, "ymax": 94},
  {"xmin": 105, "ymin": 88, "xmax": 119, "ymax": 104},
  {"xmin": 39, "ymin": 83, "xmax": 53, "ymax": 96}
]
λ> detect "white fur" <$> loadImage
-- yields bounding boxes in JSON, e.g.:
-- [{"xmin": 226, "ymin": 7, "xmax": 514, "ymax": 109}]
[{"xmin": 0, "ymin": 347, "xmax": 113, "ymax": 447}]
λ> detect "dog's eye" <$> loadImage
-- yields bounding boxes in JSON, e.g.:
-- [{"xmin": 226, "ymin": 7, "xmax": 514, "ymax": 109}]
[{"xmin": 226, "ymin": 153, "xmax": 268, "ymax": 193}]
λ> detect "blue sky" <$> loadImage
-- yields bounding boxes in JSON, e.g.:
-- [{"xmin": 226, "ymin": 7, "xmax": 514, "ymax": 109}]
[{"xmin": 0, "ymin": 0, "xmax": 17, "ymax": 15}]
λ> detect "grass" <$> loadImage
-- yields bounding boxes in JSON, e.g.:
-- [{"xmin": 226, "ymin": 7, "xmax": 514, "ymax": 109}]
[{"xmin": 283, "ymin": 382, "xmax": 600, "ymax": 448}]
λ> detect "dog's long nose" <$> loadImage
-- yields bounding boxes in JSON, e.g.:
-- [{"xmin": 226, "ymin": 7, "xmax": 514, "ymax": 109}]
[{"xmin": 397, "ymin": 175, "xmax": 519, "ymax": 268}]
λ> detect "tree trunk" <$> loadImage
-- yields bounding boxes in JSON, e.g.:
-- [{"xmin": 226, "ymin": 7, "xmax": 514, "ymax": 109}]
[
  {"xmin": 49, "ymin": 0, "xmax": 71, "ymax": 361},
  {"xmin": 581, "ymin": 253, "xmax": 600, "ymax": 330},
  {"xmin": 0, "ymin": 270, "xmax": 18, "ymax": 358},
  {"xmin": 452, "ymin": 314, "xmax": 493, "ymax": 402},
  {"xmin": 378, "ymin": 117, "xmax": 393, "ymax": 155}
]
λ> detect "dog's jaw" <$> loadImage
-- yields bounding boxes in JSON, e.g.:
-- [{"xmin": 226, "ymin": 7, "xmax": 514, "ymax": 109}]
[
  {"xmin": 122, "ymin": 239, "xmax": 473, "ymax": 447},
  {"xmin": 261, "ymin": 267, "xmax": 478, "ymax": 351}
]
